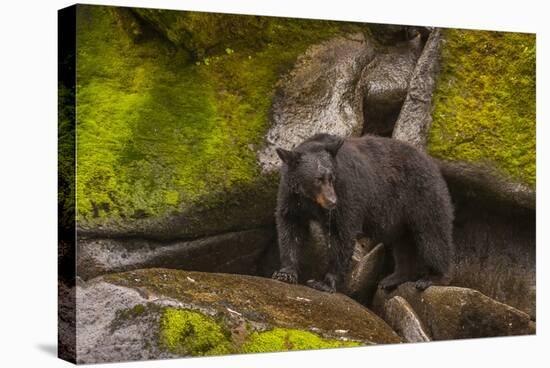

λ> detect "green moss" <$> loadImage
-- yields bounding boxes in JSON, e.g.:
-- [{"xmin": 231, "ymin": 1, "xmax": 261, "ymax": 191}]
[
  {"xmin": 159, "ymin": 308, "xmax": 233, "ymax": 356},
  {"xmin": 242, "ymin": 328, "xmax": 360, "ymax": 353},
  {"xmin": 58, "ymin": 83, "xmax": 75, "ymax": 229},
  {"xmin": 158, "ymin": 308, "xmax": 360, "ymax": 356},
  {"xmin": 76, "ymin": 5, "xmax": 368, "ymax": 222},
  {"xmin": 132, "ymin": 9, "xmax": 271, "ymax": 60},
  {"xmin": 429, "ymin": 29, "xmax": 536, "ymax": 186}
]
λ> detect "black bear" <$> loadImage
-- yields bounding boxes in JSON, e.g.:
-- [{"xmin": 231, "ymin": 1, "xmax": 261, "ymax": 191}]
[{"xmin": 272, "ymin": 133, "xmax": 454, "ymax": 292}]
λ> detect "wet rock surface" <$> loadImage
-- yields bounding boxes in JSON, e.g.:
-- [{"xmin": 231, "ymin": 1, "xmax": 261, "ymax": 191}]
[
  {"xmin": 449, "ymin": 194, "xmax": 536, "ymax": 319},
  {"xmin": 373, "ymin": 284, "xmax": 534, "ymax": 340},
  {"xmin": 392, "ymin": 28, "xmax": 442, "ymax": 147},
  {"xmin": 382, "ymin": 296, "xmax": 431, "ymax": 343},
  {"xmin": 360, "ymin": 35, "xmax": 422, "ymax": 136},
  {"xmin": 77, "ymin": 180, "xmax": 278, "ymax": 241},
  {"xmin": 77, "ymin": 227, "xmax": 275, "ymax": 280},
  {"xmin": 258, "ymin": 33, "xmax": 375, "ymax": 173},
  {"xmin": 76, "ymin": 268, "xmax": 401, "ymax": 363},
  {"xmin": 346, "ymin": 242, "xmax": 387, "ymax": 304}
]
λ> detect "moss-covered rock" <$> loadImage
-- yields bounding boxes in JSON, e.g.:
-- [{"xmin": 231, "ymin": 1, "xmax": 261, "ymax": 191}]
[
  {"xmin": 75, "ymin": 5, "xmax": 370, "ymax": 238},
  {"xmin": 241, "ymin": 328, "xmax": 360, "ymax": 353},
  {"xmin": 131, "ymin": 9, "xmax": 271, "ymax": 60},
  {"xmin": 159, "ymin": 308, "xmax": 233, "ymax": 356},
  {"xmin": 429, "ymin": 29, "xmax": 536, "ymax": 186},
  {"xmin": 75, "ymin": 268, "xmax": 400, "ymax": 363}
]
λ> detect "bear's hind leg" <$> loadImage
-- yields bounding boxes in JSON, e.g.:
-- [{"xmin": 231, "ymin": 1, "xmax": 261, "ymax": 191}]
[
  {"xmin": 412, "ymin": 220, "xmax": 454, "ymax": 291},
  {"xmin": 379, "ymin": 237, "xmax": 418, "ymax": 290}
]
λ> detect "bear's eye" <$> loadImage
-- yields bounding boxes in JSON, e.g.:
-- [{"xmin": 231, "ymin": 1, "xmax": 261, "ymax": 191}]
[{"xmin": 316, "ymin": 177, "xmax": 323, "ymax": 184}]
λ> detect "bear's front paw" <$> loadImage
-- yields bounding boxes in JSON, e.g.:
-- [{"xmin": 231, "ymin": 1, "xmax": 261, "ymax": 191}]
[
  {"xmin": 306, "ymin": 279, "xmax": 336, "ymax": 293},
  {"xmin": 414, "ymin": 278, "xmax": 433, "ymax": 291},
  {"xmin": 272, "ymin": 268, "xmax": 298, "ymax": 284}
]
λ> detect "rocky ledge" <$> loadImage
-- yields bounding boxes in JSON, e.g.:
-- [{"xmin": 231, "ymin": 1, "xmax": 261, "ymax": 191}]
[{"xmin": 74, "ymin": 268, "xmax": 400, "ymax": 364}]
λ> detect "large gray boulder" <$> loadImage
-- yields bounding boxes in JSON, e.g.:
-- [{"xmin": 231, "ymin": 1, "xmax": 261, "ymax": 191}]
[
  {"xmin": 392, "ymin": 28, "xmax": 442, "ymax": 147},
  {"xmin": 372, "ymin": 283, "xmax": 534, "ymax": 340},
  {"xmin": 360, "ymin": 34, "xmax": 423, "ymax": 136},
  {"xmin": 75, "ymin": 269, "xmax": 401, "ymax": 364},
  {"xmin": 77, "ymin": 227, "xmax": 275, "ymax": 280},
  {"xmin": 258, "ymin": 33, "xmax": 375, "ymax": 173},
  {"xmin": 382, "ymin": 296, "xmax": 431, "ymax": 343}
]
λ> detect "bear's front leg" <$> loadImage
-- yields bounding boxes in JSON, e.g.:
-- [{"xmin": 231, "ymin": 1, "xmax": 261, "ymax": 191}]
[
  {"xmin": 272, "ymin": 215, "xmax": 307, "ymax": 285},
  {"xmin": 307, "ymin": 226, "xmax": 354, "ymax": 293}
]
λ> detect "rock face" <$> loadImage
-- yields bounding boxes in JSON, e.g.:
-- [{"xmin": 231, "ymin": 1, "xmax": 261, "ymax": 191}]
[
  {"xmin": 360, "ymin": 35, "xmax": 423, "ymax": 136},
  {"xmin": 257, "ymin": 33, "xmax": 374, "ymax": 173},
  {"xmin": 392, "ymin": 28, "xmax": 442, "ymax": 147},
  {"xmin": 446, "ymin": 177, "xmax": 536, "ymax": 319},
  {"xmin": 76, "ymin": 227, "xmax": 275, "ymax": 280},
  {"xmin": 75, "ymin": 269, "xmax": 401, "ymax": 364},
  {"xmin": 373, "ymin": 284, "xmax": 534, "ymax": 341}
]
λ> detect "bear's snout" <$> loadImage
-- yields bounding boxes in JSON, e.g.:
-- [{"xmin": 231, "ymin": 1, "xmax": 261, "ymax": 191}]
[{"xmin": 316, "ymin": 188, "xmax": 337, "ymax": 210}]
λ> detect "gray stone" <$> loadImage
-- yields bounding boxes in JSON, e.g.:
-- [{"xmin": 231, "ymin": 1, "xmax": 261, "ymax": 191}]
[
  {"xmin": 258, "ymin": 33, "xmax": 375, "ymax": 173},
  {"xmin": 373, "ymin": 283, "xmax": 534, "ymax": 340},
  {"xmin": 384, "ymin": 27, "xmax": 535, "ymax": 320},
  {"xmin": 383, "ymin": 296, "xmax": 431, "ymax": 343},
  {"xmin": 360, "ymin": 35, "xmax": 423, "ymax": 136},
  {"xmin": 77, "ymin": 227, "xmax": 275, "ymax": 280},
  {"xmin": 392, "ymin": 28, "xmax": 442, "ymax": 148},
  {"xmin": 76, "ymin": 281, "xmax": 178, "ymax": 364},
  {"xmin": 346, "ymin": 242, "xmax": 386, "ymax": 304}
]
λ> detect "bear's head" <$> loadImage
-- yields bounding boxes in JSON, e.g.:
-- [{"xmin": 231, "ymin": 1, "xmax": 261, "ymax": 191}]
[{"xmin": 276, "ymin": 134, "xmax": 344, "ymax": 210}]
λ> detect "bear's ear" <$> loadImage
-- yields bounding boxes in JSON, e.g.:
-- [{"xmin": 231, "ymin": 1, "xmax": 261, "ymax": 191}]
[
  {"xmin": 325, "ymin": 136, "xmax": 344, "ymax": 157},
  {"xmin": 276, "ymin": 148, "xmax": 301, "ymax": 166}
]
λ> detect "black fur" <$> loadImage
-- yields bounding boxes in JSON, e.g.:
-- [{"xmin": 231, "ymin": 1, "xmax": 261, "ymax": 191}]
[{"xmin": 272, "ymin": 133, "xmax": 454, "ymax": 292}]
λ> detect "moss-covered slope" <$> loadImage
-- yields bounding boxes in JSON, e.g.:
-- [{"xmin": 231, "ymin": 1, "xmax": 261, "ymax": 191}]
[
  {"xmin": 429, "ymin": 29, "xmax": 536, "ymax": 186},
  {"xmin": 76, "ymin": 5, "xmax": 368, "ymax": 225}
]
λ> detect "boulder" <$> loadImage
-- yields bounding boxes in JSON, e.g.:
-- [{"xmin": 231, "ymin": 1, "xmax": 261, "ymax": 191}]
[
  {"xmin": 257, "ymin": 33, "xmax": 375, "ymax": 173},
  {"xmin": 392, "ymin": 28, "xmax": 442, "ymax": 147},
  {"xmin": 76, "ymin": 227, "xmax": 275, "ymax": 280},
  {"xmin": 372, "ymin": 283, "xmax": 534, "ymax": 340},
  {"xmin": 360, "ymin": 35, "xmax": 423, "ymax": 136},
  {"xmin": 346, "ymin": 242, "xmax": 387, "ymax": 304},
  {"xmin": 75, "ymin": 268, "xmax": 401, "ymax": 364},
  {"xmin": 383, "ymin": 296, "xmax": 431, "ymax": 343}
]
